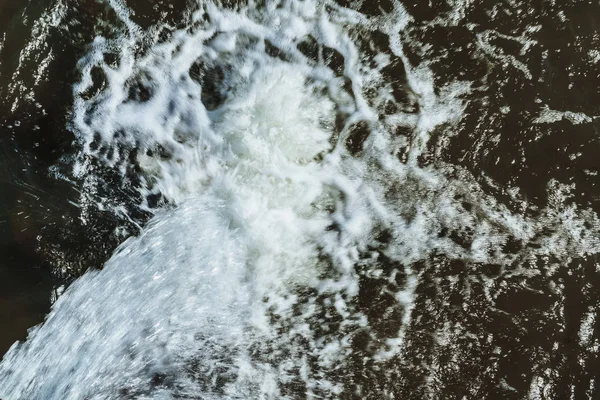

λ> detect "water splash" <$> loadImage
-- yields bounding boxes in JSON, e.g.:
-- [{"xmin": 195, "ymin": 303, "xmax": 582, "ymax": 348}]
[{"xmin": 1, "ymin": 0, "xmax": 600, "ymax": 398}]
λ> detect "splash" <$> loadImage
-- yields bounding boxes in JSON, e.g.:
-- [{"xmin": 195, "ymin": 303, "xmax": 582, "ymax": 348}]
[{"xmin": 1, "ymin": 0, "xmax": 600, "ymax": 398}]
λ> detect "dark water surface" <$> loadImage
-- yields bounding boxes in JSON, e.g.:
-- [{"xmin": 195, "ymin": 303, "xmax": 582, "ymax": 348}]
[{"xmin": 1, "ymin": 0, "xmax": 600, "ymax": 398}]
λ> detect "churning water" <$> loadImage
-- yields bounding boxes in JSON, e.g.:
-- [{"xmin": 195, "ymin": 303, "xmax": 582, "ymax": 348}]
[{"xmin": 1, "ymin": 0, "xmax": 600, "ymax": 398}]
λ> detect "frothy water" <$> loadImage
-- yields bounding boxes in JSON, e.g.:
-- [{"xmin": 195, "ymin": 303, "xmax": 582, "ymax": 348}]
[{"xmin": 1, "ymin": 0, "xmax": 600, "ymax": 398}]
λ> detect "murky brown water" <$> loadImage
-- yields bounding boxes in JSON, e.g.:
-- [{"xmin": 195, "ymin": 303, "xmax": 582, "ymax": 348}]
[{"xmin": 1, "ymin": 0, "xmax": 600, "ymax": 398}]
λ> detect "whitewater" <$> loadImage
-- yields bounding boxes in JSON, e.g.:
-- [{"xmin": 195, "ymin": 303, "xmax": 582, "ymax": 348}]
[{"xmin": 0, "ymin": 0, "xmax": 599, "ymax": 398}]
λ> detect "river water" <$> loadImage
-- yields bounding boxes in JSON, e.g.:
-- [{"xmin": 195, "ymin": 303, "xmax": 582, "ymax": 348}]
[{"xmin": 0, "ymin": 0, "xmax": 599, "ymax": 399}]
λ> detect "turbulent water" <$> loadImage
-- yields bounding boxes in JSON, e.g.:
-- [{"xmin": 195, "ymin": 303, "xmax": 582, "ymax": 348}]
[{"xmin": 1, "ymin": 0, "xmax": 600, "ymax": 398}]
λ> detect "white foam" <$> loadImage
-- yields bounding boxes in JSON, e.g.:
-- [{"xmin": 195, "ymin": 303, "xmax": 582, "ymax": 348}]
[
  {"xmin": 1, "ymin": 1, "xmax": 374, "ymax": 396},
  {"xmin": 3, "ymin": 2, "xmax": 61, "ymax": 112},
  {"xmin": 533, "ymin": 106, "xmax": 595, "ymax": 125},
  {"xmin": 2, "ymin": 0, "xmax": 600, "ymax": 398}
]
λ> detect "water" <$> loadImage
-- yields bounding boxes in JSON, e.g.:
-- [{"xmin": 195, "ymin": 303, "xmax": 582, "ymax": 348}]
[{"xmin": 1, "ymin": 0, "xmax": 600, "ymax": 398}]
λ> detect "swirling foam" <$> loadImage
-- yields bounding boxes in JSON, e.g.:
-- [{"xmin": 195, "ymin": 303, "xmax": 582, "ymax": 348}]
[{"xmin": 1, "ymin": 0, "xmax": 600, "ymax": 398}]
